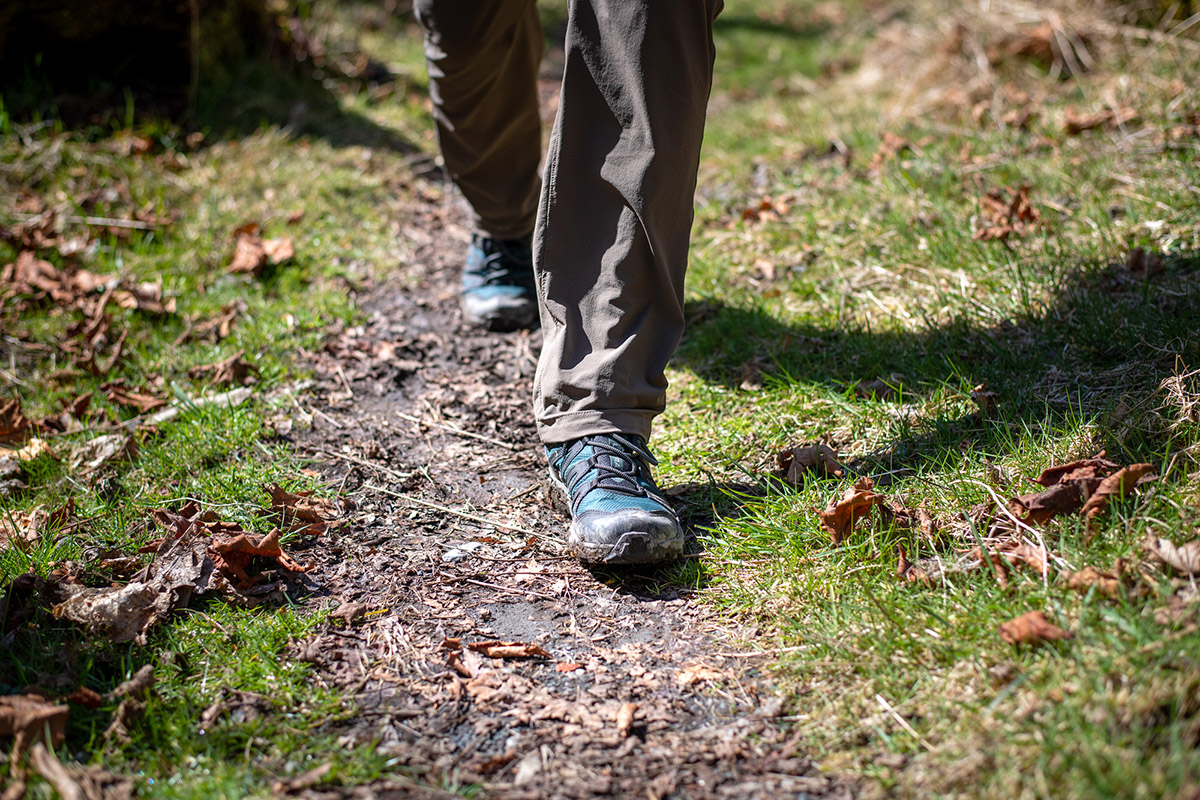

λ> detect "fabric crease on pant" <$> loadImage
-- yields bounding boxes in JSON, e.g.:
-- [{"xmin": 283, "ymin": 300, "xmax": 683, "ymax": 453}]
[{"xmin": 414, "ymin": 0, "xmax": 720, "ymax": 445}]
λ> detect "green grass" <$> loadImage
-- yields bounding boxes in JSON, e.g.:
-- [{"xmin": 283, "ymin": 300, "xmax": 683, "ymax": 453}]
[
  {"xmin": 656, "ymin": 0, "xmax": 1200, "ymax": 796},
  {"xmin": 0, "ymin": 4, "xmax": 439, "ymax": 792},
  {"xmin": 4, "ymin": 0, "xmax": 1199, "ymax": 797}
]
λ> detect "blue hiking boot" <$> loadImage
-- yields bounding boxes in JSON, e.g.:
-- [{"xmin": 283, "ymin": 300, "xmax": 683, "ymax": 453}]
[
  {"xmin": 546, "ymin": 433, "xmax": 685, "ymax": 565},
  {"xmin": 460, "ymin": 233, "xmax": 538, "ymax": 332}
]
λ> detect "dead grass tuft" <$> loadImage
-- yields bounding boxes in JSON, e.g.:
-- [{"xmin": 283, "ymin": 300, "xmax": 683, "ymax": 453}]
[{"xmin": 846, "ymin": 0, "xmax": 1198, "ymax": 123}]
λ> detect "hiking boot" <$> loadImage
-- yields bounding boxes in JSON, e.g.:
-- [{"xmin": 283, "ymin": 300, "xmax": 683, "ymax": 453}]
[
  {"xmin": 460, "ymin": 233, "xmax": 538, "ymax": 332},
  {"xmin": 546, "ymin": 433, "xmax": 685, "ymax": 565}
]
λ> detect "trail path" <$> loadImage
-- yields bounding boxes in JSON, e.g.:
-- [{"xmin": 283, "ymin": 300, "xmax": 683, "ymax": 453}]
[{"xmin": 285, "ymin": 200, "xmax": 851, "ymax": 799}]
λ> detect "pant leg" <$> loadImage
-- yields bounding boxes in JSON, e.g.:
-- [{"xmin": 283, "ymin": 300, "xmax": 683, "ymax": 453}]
[
  {"xmin": 413, "ymin": 0, "xmax": 544, "ymax": 240},
  {"xmin": 532, "ymin": 0, "xmax": 721, "ymax": 444}
]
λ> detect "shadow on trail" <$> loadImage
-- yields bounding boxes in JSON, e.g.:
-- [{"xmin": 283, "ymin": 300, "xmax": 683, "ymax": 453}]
[{"xmin": 675, "ymin": 250, "xmax": 1200, "ymax": 476}]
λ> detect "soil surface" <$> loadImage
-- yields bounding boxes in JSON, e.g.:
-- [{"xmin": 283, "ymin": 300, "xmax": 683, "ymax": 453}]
[{"xmin": 279, "ymin": 197, "xmax": 853, "ymax": 799}]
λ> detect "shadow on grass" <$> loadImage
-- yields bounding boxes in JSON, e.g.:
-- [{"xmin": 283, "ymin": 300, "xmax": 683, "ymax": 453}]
[{"xmin": 677, "ymin": 250, "xmax": 1200, "ymax": 463}]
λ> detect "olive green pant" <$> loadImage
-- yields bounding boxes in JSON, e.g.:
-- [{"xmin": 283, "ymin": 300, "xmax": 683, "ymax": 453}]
[{"xmin": 414, "ymin": 0, "xmax": 720, "ymax": 445}]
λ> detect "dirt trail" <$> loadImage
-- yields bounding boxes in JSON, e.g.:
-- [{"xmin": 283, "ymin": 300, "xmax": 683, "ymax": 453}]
[{"xmin": 282, "ymin": 198, "xmax": 851, "ymax": 799}]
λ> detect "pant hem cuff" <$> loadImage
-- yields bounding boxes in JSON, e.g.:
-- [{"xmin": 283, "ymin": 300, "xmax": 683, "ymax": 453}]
[{"xmin": 536, "ymin": 409, "xmax": 656, "ymax": 445}]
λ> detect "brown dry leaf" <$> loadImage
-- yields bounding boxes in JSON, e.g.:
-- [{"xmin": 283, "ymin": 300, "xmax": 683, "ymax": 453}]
[
  {"xmin": 466, "ymin": 640, "xmax": 551, "ymax": 659},
  {"xmin": 555, "ymin": 662, "xmax": 583, "ymax": 673},
  {"xmin": 229, "ymin": 232, "xmax": 267, "ymax": 275},
  {"xmin": 188, "ymin": 351, "xmax": 260, "ymax": 387},
  {"xmin": 676, "ymin": 663, "xmax": 727, "ymax": 686},
  {"xmin": 0, "ymin": 399, "xmax": 31, "ymax": 444},
  {"xmin": 1080, "ymin": 463, "xmax": 1155, "ymax": 524},
  {"xmin": 1033, "ymin": 453, "xmax": 1120, "ymax": 487},
  {"xmin": 1008, "ymin": 452, "xmax": 1126, "ymax": 524},
  {"xmin": 1064, "ymin": 559, "xmax": 1132, "ymax": 598},
  {"xmin": 819, "ymin": 477, "xmax": 882, "ymax": 545},
  {"xmin": 114, "ymin": 281, "xmax": 176, "ymax": 315},
  {"xmin": 1127, "ymin": 247, "xmax": 1165, "ymax": 278},
  {"xmin": 264, "ymin": 483, "xmax": 344, "ymax": 533},
  {"xmin": 970, "ymin": 383, "xmax": 998, "ymax": 416},
  {"xmin": 176, "ymin": 301, "xmax": 245, "ymax": 345},
  {"xmin": 103, "ymin": 380, "xmax": 167, "ymax": 413},
  {"xmin": 740, "ymin": 195, "xmax": 790, "ymax": 224},
  {"xmin": 1063, "ymin": 106, "xmax": 1139, "ymax": 135},
  {"xmin": 895, "ymin": 544, "xmax": 935, "ymax": 586},
  {"xmin": 973, "ymin": 185, "xmax": 1040, "ymax": 242},
  {"xmin": 867, "ymin": 131, "xmax": 911, "ymax": 174},
  {"xmin": 0, "ymin": 455, "xmax": 28, "ymax": 498},
  {"xmin": 998, "ymin": 610, "xmax": 1074, "ymax": 645},
  {"xmin": 0, "ymin": 507, "xmax": 50, "ymax": 553},
  {"xmin": 1142, "ymin": 533, "xmax": 1200, "ymax": 576},
  {"xmin": 775, "ymin": 443, "xmax": 845, "ymax": 484},
  {"xmin": 615, "ymin": 702, "xmax": 638, "ymax": 737},
  {"xmin": 988, "ymin": 538, "xmax": 1051, "ymax": 578},
  {"xmin": 0, "ymin": 693, "xmax": 69, "ymax": 758},
  {"xmin": 210, "ymin": 528, "xmax": 311, "ymax": 588},
  {"xmin": 54, "ymin": 527, "xmax": 230, "ymax": 643},
  {"xmin": 854, "ymin": 376, "xmax": 901, "ymax": 400},
  {"xmin": 8, "ymin": 436, "xmax": 54, "ymax": 462},
  {"xmin": 70, "ymin": 433, "xmax": 136, "ymax": 477},
  {"xmin": 263, "ymin": 237, "xmax": 295, "ymax": 264}
]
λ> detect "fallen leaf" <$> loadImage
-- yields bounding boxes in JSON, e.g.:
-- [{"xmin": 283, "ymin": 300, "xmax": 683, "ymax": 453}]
[
  {"xmin": 973, "ymin": 185, "xmax": 1040, "ymax": 242},
  {"xmin": 188, "ymin": 352, "xmax": 260, "ymax": 386},
  {"xmin": 616, "ymin": 702, "xmax": 638, "ymax": 737},
  {"xmin": 263, "ymin": 237, "xmax": 295, "ymax": 264},
  {"xmin": 331, "ymin": 602, "xmax": 367, "ymax": 623},
  {"xmin": 1063, "ymin": 559, "xmax": 1132, "ymax": 598},
  {"xmin": 1064, "ymin": 106, "xmax": 1139, "ymax": 135},
  {"xmin": 466, "ymin": 640, "xmax": 551, "ymax": 659},
  {"xmin": 210, "ymin": 528, "xmax": 311, "ymax": 588},
  {"xmin": 0, "ymin": 693, "xmax": 68, "ymax": 759},
  {"xmin": 970, "ymin": 383, "xmax": 998, "ymax": 415},
  {"xmin": 998, "ymin": 610, "xmax": 1074, "ymax": 645},
  {"xmin": 555, "ymin": 662, "xmax": 583, "ymax": 673},
  {"xmin": 867, "ymin": 131, "xmax": 911, "ymax": 174},
  {"xmin": 1080, "ymin": 463, "xmax": 1154, "ymax": 523},
  {"xmin": 264, "ymin": 483, "xmax": 345, "ymax": 533},
  {"xmin": 113, "ymin": 280, "xmax": 176, "ymax": 315},
  {"xmin": 1033, "ymin": 453, "xmax": 1120, "ymax": 487},
  {"xmin": 6, "ymin": 436, "xmax": 54, "ymax": 462},
  {"xmin": 676, "ymin": 663, "xmax": 727, "ymax": 686},
  {"xmin": 69, "ymin": 433, "xmax": 136, "ymax": 477},
  {"xmin": 854, "ymin": 376, "xmax": 901, "ymax": 400},
  {"xmin": 0, "ymin": 399, "xmax": 31, "ymax": 444},
  {"xmin": 229, "ymin": 232, "xmax": 267, "ymax": 275},
  {"xmin": 740, "ymin": 195, "xmax": 790, "ymax": 223},
  {"xmin": 1142, "ymin": 533, "xmax": 1200, "ymax": 576},
  {"xmin": 25, "ymin": 741, "xmax": 134, "ymax": 798},
  {"xmin": 819, "ymin": 477, "xmax": 882, "ymax": 545},
  {"xmin": 775, "ymin": 443, "xmax": 845, "ymax": 483},
  {"xmin": 103, "ymin": 380, "xmax": 167, "ymax": 413},
  {"xmin": 65, "ymin": 687, "xmax": 102, "ymax": 709}
]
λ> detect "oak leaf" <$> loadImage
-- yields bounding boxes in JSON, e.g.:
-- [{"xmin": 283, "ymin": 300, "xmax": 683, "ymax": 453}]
[
  {"xmin": 775, "ymin": 443, "xmax": 845, "ymax": 483},
  {"xmin": 1142, "ymin": 533, "xmax": 1200, "ymax": 576},
  {"xmin": 998, "ymin": 610, "xmax": 1074, "ymax": 645},
  {"xmin": 819, "ymin": 477, "xmax": 881, "ymax": 545}
]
